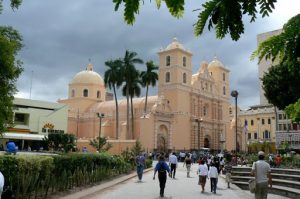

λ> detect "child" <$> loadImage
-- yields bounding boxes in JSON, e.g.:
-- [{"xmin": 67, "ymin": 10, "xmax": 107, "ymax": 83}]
[{"xmin": 208, "ymin": 163, "xmax": 218, "ymax": 194}]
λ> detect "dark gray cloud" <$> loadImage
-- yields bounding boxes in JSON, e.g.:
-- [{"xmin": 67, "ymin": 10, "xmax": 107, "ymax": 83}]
[{"xmin": 0, "ymin": 0, "xmax": 298, "ymax": 109}]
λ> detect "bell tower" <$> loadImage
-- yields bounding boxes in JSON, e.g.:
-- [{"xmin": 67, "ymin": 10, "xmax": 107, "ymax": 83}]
[{"xmin": 158, "ymin": 38, "xmax": 193, "ymax": 112}]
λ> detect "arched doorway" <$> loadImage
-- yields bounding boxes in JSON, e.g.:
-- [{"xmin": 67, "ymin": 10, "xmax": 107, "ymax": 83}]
[
  {"xmin": 204, "ymin": 137, "xmax": 210, "ymax": 148},
  {"xmin": 157, "ymin": 125, "xmax": 168, "ymax": 153}
]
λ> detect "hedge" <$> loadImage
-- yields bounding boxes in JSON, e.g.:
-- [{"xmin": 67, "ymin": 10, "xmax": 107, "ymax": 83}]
[{"xmin": 0, "ymin": 153, "xmax": 133, "ymax": 199}]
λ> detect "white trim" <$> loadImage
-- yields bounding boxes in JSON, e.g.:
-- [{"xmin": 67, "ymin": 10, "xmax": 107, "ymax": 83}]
[{"xmin": 2, "ymin": 132, "xmax": 45, "ymax": 141}]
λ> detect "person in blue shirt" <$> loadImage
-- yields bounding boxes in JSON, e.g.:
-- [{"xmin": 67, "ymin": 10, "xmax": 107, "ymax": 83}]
[
  {"xmin": 135, "ymin": 153, "xmax": 145, "ymax": 182},
  {"xmin": 6, "ymin": 141, "xmax": 16, "ymax": 155},
  {"xmin": 153, "ymin": 155, "xmax": 171, "ymax": 198}
]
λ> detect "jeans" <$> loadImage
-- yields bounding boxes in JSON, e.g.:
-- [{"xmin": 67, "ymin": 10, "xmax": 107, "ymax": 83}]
[
  {"xmin": 137, "ymin": 165, "xmax": 144, "ymax": 180},
  {"xmin": 210, "ymin": 178, "xmax": 217, "ymax": 193},
  {"xmin": 255, "ymin": 181, "xmax": 268, "ymax": 199},
  {"xmin": 170, "ymin": 164, "xmax": 176, "ymax": 178},
  {"xmin": 158, "ymin": 171, "xmax": 167, "ymax": 196}
]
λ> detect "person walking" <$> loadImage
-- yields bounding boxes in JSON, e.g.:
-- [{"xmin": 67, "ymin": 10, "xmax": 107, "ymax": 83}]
[
  {"xmin": 168, "ymin": 152, "xmax": 178, "ymax": 178},
  {"xmin": 224, "ymin": 159, "xmax": 233, "ymax": 188},
  {"xmin": 197, "ymin": 160, "xmax": 208, "ymax": 193},
  {"xmin": 183, "ymin": 154, "xmax": 192, "ymax": 177},
  {"xmin": 153, "ymin": 155, "xmax": 170, "ymax": 198},
  {"xmin": 135, "ymin": 153, "xmax": 145, "ymax": 182},
  {"xmin": 251, "ymin": 151, "xmax": 272, "ymax": 199},
  {"xmin": 208, "ymin": 162, "xmax": 218, "ymax": 194}
]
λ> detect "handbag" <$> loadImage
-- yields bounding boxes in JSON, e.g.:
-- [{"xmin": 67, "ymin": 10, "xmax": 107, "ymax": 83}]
[{"xmin": 248, "ymin": 162, "xmax": 256, "ymax": 193}]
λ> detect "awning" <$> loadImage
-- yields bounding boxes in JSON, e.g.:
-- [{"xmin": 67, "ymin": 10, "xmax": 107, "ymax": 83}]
[{"xmin": 2, "ymin": 133, "xmax": 46, "ymax": 141}]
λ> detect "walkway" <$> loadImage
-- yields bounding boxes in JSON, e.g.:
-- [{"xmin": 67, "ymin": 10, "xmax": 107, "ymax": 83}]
[{"xmin": 71, "ymin": 162, "xmax": 286, "ymax": 199}]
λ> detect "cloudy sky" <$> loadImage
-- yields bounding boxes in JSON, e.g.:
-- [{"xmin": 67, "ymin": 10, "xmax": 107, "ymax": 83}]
[{"xmin": 1, "ymin": 0, "xmax": 299, "ymax": 109}]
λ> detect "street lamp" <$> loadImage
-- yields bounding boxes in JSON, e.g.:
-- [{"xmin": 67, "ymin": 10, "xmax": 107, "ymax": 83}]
[
  {"xmin": 231, "ymin": 90, "xmax": 239, "ymax": 163},
  {"xmin": 97, "ymin": 113, "xmax": 105, "ymax": 151},
  {"xmin": 195, "ymin": 118, "xmax": 203, "ymax": 150}
]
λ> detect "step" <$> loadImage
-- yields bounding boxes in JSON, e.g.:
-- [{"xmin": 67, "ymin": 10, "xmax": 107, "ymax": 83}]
[
  {"xmin": 232, "ymin": 181, "xmax": 300, "ymax": 199},
  {"xmin": 231, "ymin": 175, "xmax": 300, "ymax": 189},
  {"xmin": 271, "ymin": 173, "xmax": 300, "ymax": 181}
]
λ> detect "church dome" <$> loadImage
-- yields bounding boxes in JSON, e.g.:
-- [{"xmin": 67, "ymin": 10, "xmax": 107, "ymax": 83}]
[
  {"xmin": 208, "ymin": 57, "xmax": 225, "ymax": 69},
  {"xmin": 165, "ymin": 37, "xmax": 186, "ymax": 51},
  {"xmin": 71, "ymin": 63, "xmax": 104, "ymax": 85}
]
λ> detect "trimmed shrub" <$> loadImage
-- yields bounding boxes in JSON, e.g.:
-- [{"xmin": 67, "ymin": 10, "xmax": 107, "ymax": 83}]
[{"xmin": 0, "ymin": 153, "xmax": 132, "ymax": 198}]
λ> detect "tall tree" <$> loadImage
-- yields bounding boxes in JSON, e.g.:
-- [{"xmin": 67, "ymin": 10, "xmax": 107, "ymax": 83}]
[
  {"xmin": 89, "ymin": 136, "xmax": 112, "ymax": 152},
  {"xmin": 123, "ymin": 70, "xmax": 142, "ymax": 137},
  {"xmin": 122, "ymin": 50, "xmax": 143, "ymax": 139},
  {"xmin": 112, "ymin": 0, "xmax": 277, "ymax": 41},
  {"xmin": 140, "ymin": 60, "xmax": 158, "ymax": 114},
  {"xmin": 104, "ymin": 59, "xmax": 123, "ymax": 139},
  {"xmin": 0, "ymin": 1, "xmax": 23, "ymax": 134},
  {"xmin": 0, "ymin": 27, "xmax": 23, "ymax": 134}
]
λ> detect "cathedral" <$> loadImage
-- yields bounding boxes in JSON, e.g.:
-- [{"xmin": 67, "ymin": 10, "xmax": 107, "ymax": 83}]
[{"xmin": 59, "ymin": 38, "xmax": 238, "ymax": 154}]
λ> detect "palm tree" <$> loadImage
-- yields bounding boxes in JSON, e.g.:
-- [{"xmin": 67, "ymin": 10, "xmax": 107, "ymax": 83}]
[
  {"xmin": 123, "ymin": 70, "xmax": 142, "ymax": 137},
  {"xmin": 140, "ymin": 60, "xmax": 159, "ymax": 114},
  {"xmin": 104, "ymin": 59, "xmax": 123, "ymax": 139},
  {"xmin": 122, "ymin": 50, "xmax": 143, "ymax": 139}
]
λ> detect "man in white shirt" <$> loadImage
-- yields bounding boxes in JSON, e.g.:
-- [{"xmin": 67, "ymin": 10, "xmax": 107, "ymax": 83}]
[
  {"xmin": 0, "ymin": 171, "xmax": 4, "ymax": 199},
  {"xmin": 169, "ymin": 152, "xmax": 178, "ymax": 178},
  {"xmin": 251, "ymin": 151, "xmax": 272, "ymax": 199}
]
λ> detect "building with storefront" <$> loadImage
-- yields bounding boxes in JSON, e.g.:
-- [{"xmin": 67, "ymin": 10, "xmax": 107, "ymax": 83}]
[{"xmin": 1, "ymin": 98, "xmax": 68, "ymax": 151}]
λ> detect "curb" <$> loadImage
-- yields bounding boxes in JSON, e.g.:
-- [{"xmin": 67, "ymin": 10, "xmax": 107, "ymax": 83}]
[{"xmin": 58, "ymin": 167, "xmax": 154, "ymax": 199}]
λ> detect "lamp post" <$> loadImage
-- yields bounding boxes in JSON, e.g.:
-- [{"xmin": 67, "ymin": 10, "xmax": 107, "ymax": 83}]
[
  {"xmin": 231, "ymin": 90, "xmax": 238, "ymax": 164},
  {"xmin": 195, "ymin": 118, "xmax": 203, "ymax": 150},
  {"xmin": 97, "ymin": 113, "xmax": 105, "ymax": 151}
]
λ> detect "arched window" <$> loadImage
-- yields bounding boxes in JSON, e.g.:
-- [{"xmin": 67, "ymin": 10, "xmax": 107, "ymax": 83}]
[
  {"xmin": 183, "ymin": 56, "xmax": 186, "ymax": 67},
  {"xmin": 71, "ymin": 89, "xmax": 75, "ymax": 97},
  {"xmin": 223, "ymin": 86, "xmax": 226, "ymax": 95},
  {"xmin": 223, "ymin": 73, "xmax": 225, "ymax": 81},
  {"xmin": 166, "ymin": 56, "xmax": 170, "ymax": 66},
  {"xmin": 97, "ymin": 91, "xmax": 101, "ymax": 98},
  {"xmin": 83, "ymin": 89, "xmax": 88, "ymax": 97},
  {"xmin": 183, "ymin": 73, "xmax": 186, "ymax": 83},
  {"xmin": 165, "ymin": 72, "xmax": 170, "ymax": 83}
]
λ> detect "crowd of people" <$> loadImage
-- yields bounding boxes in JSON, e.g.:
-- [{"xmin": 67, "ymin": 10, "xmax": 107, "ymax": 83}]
[
  {"xmin": 147, "ymin": 151, "xmax": 236, "ymax": 197},
  {"xmin": 139, "ymin": 150, "xmax": 273, "ymax": 198}
]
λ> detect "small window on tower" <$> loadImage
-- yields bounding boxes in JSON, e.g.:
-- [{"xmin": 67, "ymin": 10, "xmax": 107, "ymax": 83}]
[
  {"xmin": 83, "ymin": 89, "xmax": 88, "ymax": 97},
  {"xmin": 223, "ymin": 86, "xmax": 226, "ymax": 95},
  {"xmin": 166, "ymin": 56, "xmax": 170, "ymax": 66},
  {"xmin": 97, "ymin": 91, "xmax": 101, "ymax": 98},
  {"xmin": 71, "ymin": 89, "xmax": 75, "ymax": 97},
  {"xmin": 223, "ymin": 73, "xmax": 225, "ymax": 81},
  {"xmin": 183, "ymin": 56, "xmax": 186, "ymax": 67},
  {"xmin": 166, "ymin": 72, "xmax": 170, "ymax": 83},
  {"xmin": 183, "ymin": 73, "xmax": 187, "ymax": 83}
]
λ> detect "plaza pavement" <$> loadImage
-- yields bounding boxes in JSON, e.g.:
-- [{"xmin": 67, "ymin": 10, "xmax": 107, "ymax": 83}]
[{"xmin": 61, "ymin": 162, "xmax": 287, "ymax": 199}]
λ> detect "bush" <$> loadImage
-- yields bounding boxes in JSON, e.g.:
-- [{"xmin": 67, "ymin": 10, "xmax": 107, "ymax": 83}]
[{"xmin": 0, "ymin": 153, "xmax": 132, "ymax": 198}]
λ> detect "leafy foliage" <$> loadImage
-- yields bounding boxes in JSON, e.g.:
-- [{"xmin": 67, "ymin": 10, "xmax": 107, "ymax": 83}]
[
  {"xmin": 285, "ymin": 99, "xmax": 300, "ymax": 122},
  {"xmin": 0, "ymin": 26, "xmax": 23, "ymax": 133},
  {"xmin": 0, "ymin": 0, "xmax": 22, "ymax": 14},
  {"xmin": 112, "ymin": 0, "xmax": 277, "ymax": 41},
  {"xmin": 131, "ymin": 140, "xmax": 143, "ymax": 156},
  {"xmin": 261, "ymin": 63, "xmax": 300, "ymax": 110},
  {"xmin": 89, "ymin": 136, "xmax": 112, "ymax": 152},
  {"xmin": 0, "ymin": 153, "xmax": 132, "ymax": 198},
  {"xmin": 43, "ymin": 133, "xmax": 76, "ymax": 153},
  {"xmin": 253, "ymin": 14, "xmax": 300, "ymax": 110}
]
